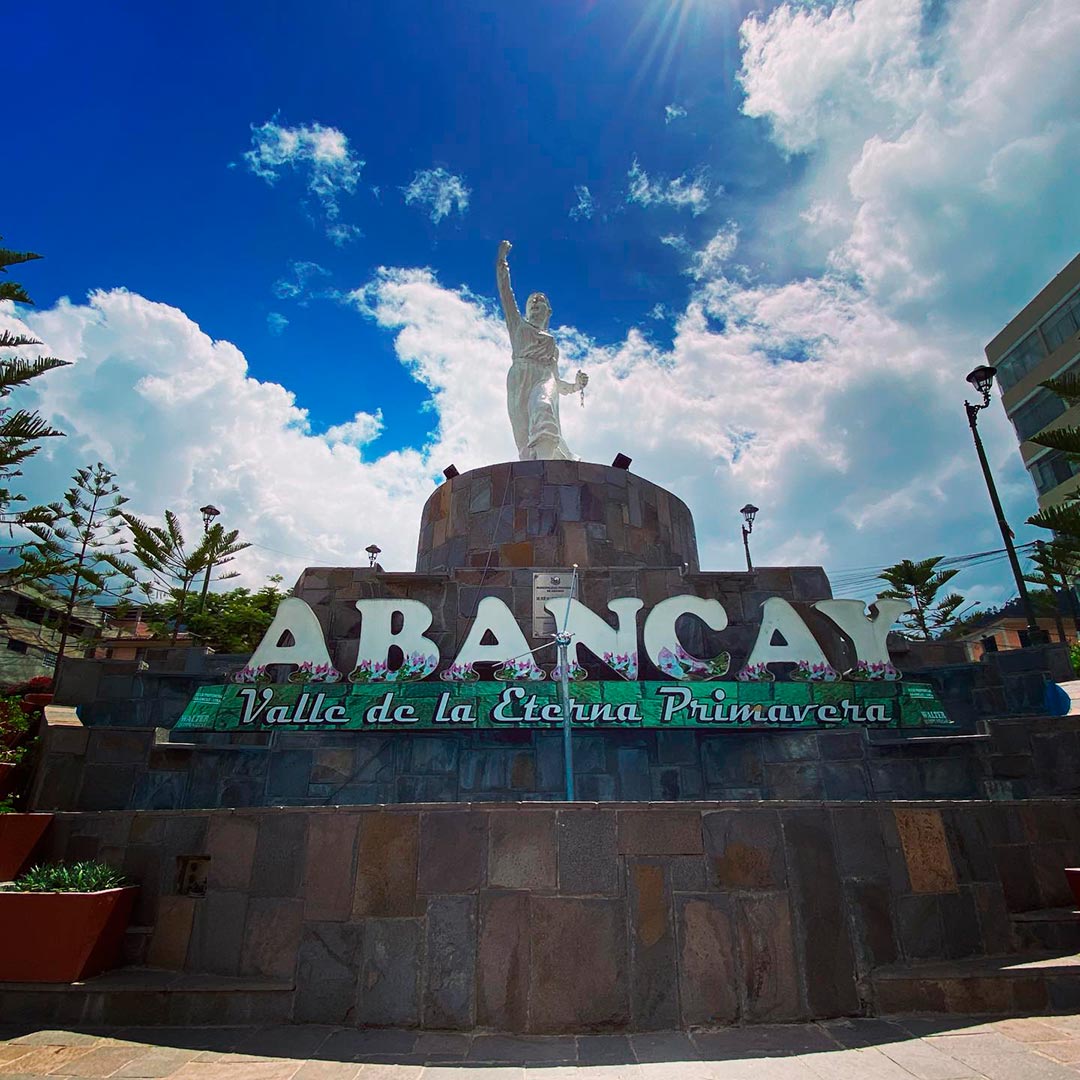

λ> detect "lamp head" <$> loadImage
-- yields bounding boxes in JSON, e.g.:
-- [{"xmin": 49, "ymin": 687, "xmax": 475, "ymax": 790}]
[
  {"xmin": 965, "ymin": 365, "xmax": 997, "ymax": 398},
  {"xmin": 740, "ymin": 503, "xmax": 759, "ymax": 531},
  {"xmin": 199, "ymin": 504, "xmax": 221, "ymax": 530}
]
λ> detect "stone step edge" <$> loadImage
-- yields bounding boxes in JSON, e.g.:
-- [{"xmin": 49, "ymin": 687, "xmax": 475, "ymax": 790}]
[
  {"xmin": 1011, "ymin": 909, "xmax": 1080, "ymax": 924},
  {"xmin": 873, "ymin": 951, "xmax": 1080, "ymax": 982},
  {"xmin": 0, "ymin": 967, "xmax": 293, "ymax": 994}
]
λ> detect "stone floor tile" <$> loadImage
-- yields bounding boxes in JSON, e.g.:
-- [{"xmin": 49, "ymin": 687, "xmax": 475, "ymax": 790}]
[
  {"xmin": 235, "ymin": 1027, "xmax": 336, "ymax": 1059},
  {"xmin": 49, "ymin": 1045, "xmax": 147, "ymax": 1076},
  {"xmin": 114, "ymin": 1029, "xmax": 251, "ymax": 1054},
  {"xmin": 468, "ymin": 1037, "xmax": 576, "ymax": 1064},
  {"xmin": 0, "ymin": 1044, "xmax": 94, "ymax": 1074},
  {"xmin": 876, "ymin": 1039, "xmax": 980, "ymax": 1079},
  {"xmin": 9, "ymin": 1031, "xmax": 102, "ymax": 1047},
  {"xmin": 707, "ymin": 1059, "xmax": 821, "ymax": 1080},
  {"xmin": 351, "ymin": 1066, "xmax": 423, "ymax": 1080},
  {"xmin": 1037, "ymin": 1042, "xmax": 1080, "ymax": 1064},
  {"xmin": 111, "ymin": 1048, "xmax": 200, "ymax": 1077},
  {"xmin": 313, "ymin": 1032, "xmax": 416, "ymax": 1063},
  {"xmin": 292, "ymin": 1062, "xmax": 364, "ymax": 1080},
  {"xmin": 692, "ymin": 1026, "xmax": 835, "ymax": 1060},
  {"xmin": 637, "ymin": 1062, "xmax": 717, "ymax": 1080},
  {"xmin": 577, "ymin": 1036, "xmax": 633, "ymax": 1066},
  {"xmin": 630, "ymin": 1033, "xmax": 701, "ymax": 1063},
  {"xmin": 996, "ymin": 1019, "xmax": 1075, "ymax": 1044},
  {"xmin": 411, "ymin": 1034, "xmax": 471, "ymax": 1062},
  {"xmin": 930, "ymin": 1044, "xmax": 1078, "ymax": 1080},
  {"xmin": 800, "ymin": 1046, "xmax": 920, "ymax": 1080},
  {"xmin": 169, "ymin": 1063, "xmax": 302, "ymax": 1080},
  {"xmin": 894, "ymin": 1017, "xmax": 1001, "ymax": 1038},
  {"xmin": 421, "ymin": 1068, "xmax": 522, "ymax": 1080},
  {"xmin": 524, "ymin": 1068, "xmax": 641, "ymax": 1080},
  {"xmin": 818, "ymin": 1019, "xmax": 908, "ymax": 1049}
]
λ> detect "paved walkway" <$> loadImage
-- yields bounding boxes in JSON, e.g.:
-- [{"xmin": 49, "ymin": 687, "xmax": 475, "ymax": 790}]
[{"xmin": 6, "ymin": 1015, "xmax": 1080, "ymax": 1078}]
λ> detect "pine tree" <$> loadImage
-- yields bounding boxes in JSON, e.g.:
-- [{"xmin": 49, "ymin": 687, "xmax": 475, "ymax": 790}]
[
  {"xmin": 0, "ymin": 238, "xmax": 70, "ymax": 526},
  {"xmin": 123, "ymin": 511, "xmax": 250, "ymax": 644},
  {"xmin": 878, "ymin": 556, "xmax": 965, "ymax": 640},
  {"xmin": 15, "ymin": 463, "xmax": 138, "ymax": 679}
]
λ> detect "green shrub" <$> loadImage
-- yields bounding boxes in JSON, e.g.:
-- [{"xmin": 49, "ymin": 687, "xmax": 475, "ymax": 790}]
[
  {"xmin": 1072, "ymin": 641, "xmax": 1080, "ymax": 678},
  {"xmin": 2, "ymin": 860, "xmax": 127, "ymax": 892}
]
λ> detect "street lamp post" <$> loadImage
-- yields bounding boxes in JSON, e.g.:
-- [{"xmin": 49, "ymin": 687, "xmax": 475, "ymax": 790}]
[
  {"xmin": 740, "ymin": 504, "xmax": 759, "ymax": 573},
  {"xmin": 366, "ymin": 544, "xmax": 382, "ymax": 568},
  {"xmin": 963, "ymin": 366, "xmax": 1045, "ymax": 644},
  {"xmin": 198, "ymin": 504, "xmax": 221, "ymax": 613}
]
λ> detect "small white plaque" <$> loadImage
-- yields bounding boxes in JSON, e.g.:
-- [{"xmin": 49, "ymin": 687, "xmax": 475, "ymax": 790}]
[{"xmin": 532, "ymin": 572, "xmax": 578, "ymax": 637}]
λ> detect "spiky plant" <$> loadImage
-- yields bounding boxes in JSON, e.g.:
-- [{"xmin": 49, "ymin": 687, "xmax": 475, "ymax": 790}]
[
  {"xmin": 0, "ymin": 239, "xmax": 70, "ymax": 527},
  {"xmin": 1027, "ymin": 372, "xmax": 1080, "ymax": 544},
  {"xmin": 123, "ymin": 510, "xmax": 249, "ymax": 644},
  {"xmin": 14, "ymin": 464, "xmax": 138, "ymax": 680},
  {"xmin": 878, "ymin": 556, "xmax": 965, "ymax": 640}
]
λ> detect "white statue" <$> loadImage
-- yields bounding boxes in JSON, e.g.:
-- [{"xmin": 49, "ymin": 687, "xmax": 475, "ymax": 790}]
[{"xmin": 496, "ymin": 240, "xmax": 588, "ymax": 461}]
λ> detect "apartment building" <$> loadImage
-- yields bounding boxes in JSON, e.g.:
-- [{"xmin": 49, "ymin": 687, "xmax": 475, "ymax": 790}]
[{"xmin": 985, "ymin": 252, "xmax": 1080, "ymax": 509}]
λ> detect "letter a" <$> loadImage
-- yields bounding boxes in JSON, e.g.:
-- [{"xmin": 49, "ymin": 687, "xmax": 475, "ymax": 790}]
[{"xmin": 247, "ymin": 597, "xmax": 334, "ymax": 673}]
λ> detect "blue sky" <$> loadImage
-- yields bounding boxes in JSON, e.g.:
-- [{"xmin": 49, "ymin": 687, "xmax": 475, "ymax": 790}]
[{"xmin": 4, "ymin": 0, "xmax": 1080, "ymax": 606}]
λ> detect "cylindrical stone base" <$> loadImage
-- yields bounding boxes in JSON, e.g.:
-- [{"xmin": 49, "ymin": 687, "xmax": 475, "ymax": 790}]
[{"xmin": 415, "ymin": 460, "xmax": 700, "ymax": 572}]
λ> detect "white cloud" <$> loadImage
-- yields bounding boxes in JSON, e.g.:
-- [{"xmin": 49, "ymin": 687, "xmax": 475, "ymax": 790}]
[
  {"xmin": 323, "ymin": 409, "xmax": 384, "ymax": 447},
  {"xmin": 660, "ymin": 234, "xmax": 691, "ymax": 254},
  {"xmin": 688, "ymin": 224, "xmax": 739, "ymax": 280},
  {"xmin": 325, "ymin": 223, "xmax": 362, "ymax": 247},
  {"xmin": 402, "ymin": 168, "xmax": 471, "ymax": 224},
  {"xmin": 627, "ymin": 157, "xmax": 711, "ymax": 216},
  {"xmin": 272, "ymin": 261, "xmax": 333, "ymax": 305},
  {"xmin": 266, "ymin": 312, "xmax": 288, "ymax": 336},
  {"xmin": 569, "ymin": 185, "xmax": 594, "ymax": 221},
  {"xmin": 243, "ymin": 118, "xmax": 364, "ymax": 242},
  {"xmin": 665, "ymin": 104, "xmax": 688, "ymax": 124}
]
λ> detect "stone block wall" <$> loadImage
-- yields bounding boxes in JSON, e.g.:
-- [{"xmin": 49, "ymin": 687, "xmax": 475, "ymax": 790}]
[
  {"xmin": 415, "ymin": 461, "xmax": 701, "ymax": 573},
  {"xmin": 32, "ymin": 712, "xmax": 1080, "ymax": 813},
  {"xmin": 26, "ymin": 798, "xmax": 1080, "ymax": 1030}
]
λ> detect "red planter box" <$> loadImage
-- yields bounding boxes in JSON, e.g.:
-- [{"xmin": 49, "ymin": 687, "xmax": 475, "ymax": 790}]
[
  {"xmin": 0, "ymin": 886, "xmax": 138, "ymax": 982},
  {"xmin": 0, "ymin": 814, "xmax": 53, "ymax": 881}
]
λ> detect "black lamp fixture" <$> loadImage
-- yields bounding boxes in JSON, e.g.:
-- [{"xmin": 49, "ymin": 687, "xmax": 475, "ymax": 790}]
[
  {"xmin": 366, "ymin": 543, "xmax": 382, "ymax": 568},
  {"xmin": 611, "ymin": 453, "xmax": 632, "ymax": 470},
  {"xmin": 739, "ymin": 503, "xmax": 759, "ymax": 573},
  {"xmin": 443, "ymin": 464, "xmax": 460, "ymax": 480},
  {"xmin": 963, "ymin": 364, "xmax": 1043, "ymax": 643},
  {"xmin": 199, "ymin": 503, "xmax": 221, "ymax": 533}
]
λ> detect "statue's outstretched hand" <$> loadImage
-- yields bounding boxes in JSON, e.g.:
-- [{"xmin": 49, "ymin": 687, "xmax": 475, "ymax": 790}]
[
  {"xmin": 497, "ymin": 240, "xmax": 512, "ymax": 263},
  {"xmin": 576, "ymin": 371, "xmax": 589, "ymax": 389}
]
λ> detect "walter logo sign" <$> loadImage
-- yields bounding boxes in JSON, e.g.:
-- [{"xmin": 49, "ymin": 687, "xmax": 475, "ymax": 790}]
[{"xmin": 173, "ymin": 591, "xmax": 953, "ymax": 734}]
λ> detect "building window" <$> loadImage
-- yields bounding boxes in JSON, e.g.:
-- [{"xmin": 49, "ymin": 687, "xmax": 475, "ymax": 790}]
[
  {"xmin": 1029, "ymin": 449, "xmax": 1080, "ymax": 495},
  {"xmin": 997, "ymin": 331, "xmax": 1047, "ymax": 392},
  {"xmin": 1042, "ymin": 290, "xmax": 1080, "ymax": 353},
  {"xmin": 1010, "ymin": 388, "xmax": 1068, "ymax": 442},
  {"xmin": 5, "ymin": 639, "xmax": 28, "ymax": 654}
]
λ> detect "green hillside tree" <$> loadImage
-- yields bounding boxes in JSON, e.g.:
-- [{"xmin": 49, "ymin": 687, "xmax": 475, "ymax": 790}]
[
  {"xmin": 878, "ymin": 556, "xmax": 965, "ymax": 640},
  {"xmin": 123, "ymin": 511, "xmax": 249, "ymax": 644},
  {"xmin": 16, "ymin": 463, "xmax": 138, "ymax": 679}
]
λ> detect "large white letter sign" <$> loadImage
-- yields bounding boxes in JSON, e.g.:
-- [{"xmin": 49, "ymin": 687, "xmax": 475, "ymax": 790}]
[
  {"xmin": 544, "ymin": 597, "xmax": 643, "ymax": 679},
  {"xmin": 453, "ymin": 597, "xmax": 540, "ymax": 677},
  {"xmin": 352, "ymin": 599, "xmax": 440, "ymax": 681},
  {"xmin": 812, "ymin": 599, "xmax": 909, "ymax": 669},
  {"xmin": 643, "ymin": 596, "xmax": 731, "ymax": 680},
  {"xmin": 246, "ymin": 597, "xmax": 334, "ymax": 674},
  {"xmin": 745, "ymin": 597, "xmax": 828, "ymax": 672}
]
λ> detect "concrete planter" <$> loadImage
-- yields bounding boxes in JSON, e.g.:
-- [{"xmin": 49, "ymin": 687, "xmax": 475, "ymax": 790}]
[
  {"xmin": 0, "ymin": 813, "xmax": 53, "ymax": 881},
  {"xmin": 0, "ymin": 886, "xmax": 138, "ymax": 982}
]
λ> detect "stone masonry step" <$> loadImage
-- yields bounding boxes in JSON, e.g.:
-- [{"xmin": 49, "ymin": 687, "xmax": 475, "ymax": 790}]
[
  {"xmin": 873, "ymin": 951, "xmax": 1080, "ymax": 1017},
  {"xmin": 0, "ymin": 967, "xmax": 293, "ymax": 1028},
  {"xmin": 1012, "ymin": 909, "xmax": 1080, "ymax": 954}
]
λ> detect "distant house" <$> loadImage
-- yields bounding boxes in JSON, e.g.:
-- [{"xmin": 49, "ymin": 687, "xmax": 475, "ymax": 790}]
[
  {"xmin": 93, "ymin": 606, "xmax": 193, "ymax": 663},
  {"xmin": 0, "ymin": 583, "xmax": 104, "ymax": 684},
  {"xmin": 954, "ymin": 616, "xmax": 1076, "ymax": 661}
]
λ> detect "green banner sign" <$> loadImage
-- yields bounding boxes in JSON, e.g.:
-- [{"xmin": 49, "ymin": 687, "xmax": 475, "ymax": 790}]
[{"xmin": 174, "ymin": 679, "xmax": 951, "ymax": 733}]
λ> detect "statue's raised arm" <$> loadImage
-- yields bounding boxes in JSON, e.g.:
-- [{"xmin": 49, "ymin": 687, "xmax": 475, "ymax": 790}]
[{"xmin": 495, "ymin": 240, "xmax": 520, "ymax": 330}]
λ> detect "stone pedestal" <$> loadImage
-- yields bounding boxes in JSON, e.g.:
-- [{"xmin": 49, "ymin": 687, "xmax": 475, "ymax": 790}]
[{"xmin": 416, "ymin": 461, "xmax": 700, "ymax": 573}]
